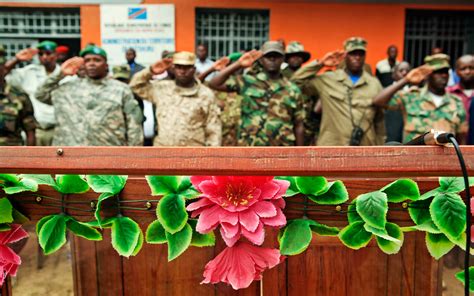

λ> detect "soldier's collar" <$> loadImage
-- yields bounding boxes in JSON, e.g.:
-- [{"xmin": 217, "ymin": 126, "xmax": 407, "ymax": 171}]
[
  {"xmin": 86, "ymin": 76, "xmax": 108, "ymax": 85},
  {"xmin": 174, "ymin": 78, "xmax": 201, "ymax": 97}
]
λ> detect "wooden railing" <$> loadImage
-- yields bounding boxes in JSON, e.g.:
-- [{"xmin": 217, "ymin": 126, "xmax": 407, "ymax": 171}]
[{"xmin": 1, "ymin": 146, "xmax": 473, "ymax": 296}]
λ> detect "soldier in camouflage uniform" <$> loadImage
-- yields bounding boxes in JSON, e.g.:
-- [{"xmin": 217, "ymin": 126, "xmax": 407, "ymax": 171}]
[
  {"xmin": 0, "ymin": 52, "xmax": 36, "ymax": 146},
  {"xmin": 36, "ymin": 46, "xmax": 144, "ymax": 146},
  {"xmin": 282, "ymin": 41, "xmax": 311, "ymax": 79},
  {"xmin": 373, "ymin": 54, "xmax": 467, "ymax": 142},
  {"xmin": 209, "ymin": 41, "xmax": 305, "ymax": 146},
  {"xmin": 130, "ymin": 51, "xmax": 221, "ymax": 146}
]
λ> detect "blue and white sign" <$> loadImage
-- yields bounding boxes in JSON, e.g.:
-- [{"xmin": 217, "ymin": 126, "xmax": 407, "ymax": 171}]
[{"xmin": 100, "ymin": 4, "xmax": 175, "ymax": 66}]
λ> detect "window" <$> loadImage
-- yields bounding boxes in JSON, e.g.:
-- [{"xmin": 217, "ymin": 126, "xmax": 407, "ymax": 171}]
[
  {"xmin": 404, "ymin": 9, "xmax": 474, "ymax": 67},
  {"xmin": 195, "ymin": 8, "xmax": 270, "ymax": 60}
]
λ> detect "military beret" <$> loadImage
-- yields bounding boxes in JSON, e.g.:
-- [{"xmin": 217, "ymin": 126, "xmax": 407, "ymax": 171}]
[
  {"xmin": 344, "ymin": 37, "xmax": 367, "ymax": 53},
  {"xmin": 37, "ymin": 40, "xmax": 58, "ymax": 51},
  {"xmin": 112, "ymin": 65, "xmax": 131, "ymax": 80},
  {"xmin": 56, "ymin": 45, "xmax": 69, "ymax": 54},
  {"xmin": 79, "ymin": 45, "xmax": 107, "ymax": 59},
  {"xmin": 261, "ymin": 41, "xmax": 285, "ymax": 56},
  {"xmin": 228, "ymin": 52, "xmax": 243, "ymax": 63},
  {"xmin": 424, "ymin": 54, "xmax": 450, "ymax": 71},
  {"xmin": 285, "ymin": 41, "xmax": 311, "ymax": 63},
  {"xmin": 173, "ymin": 51, "xmax": 196, "ymax": 66}
]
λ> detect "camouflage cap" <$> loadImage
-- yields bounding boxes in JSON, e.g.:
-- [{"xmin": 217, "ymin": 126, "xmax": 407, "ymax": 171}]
[
  {"xmin": 261, "ymin": 41, "xmax": 285, "ymax": 56},
  {"xmin": 424, "ymin": 53, "xmax": 450, "ymax": 71},
  {"xmin": 162, "ymin": 51, "xmax": 175, "ymax": 59},
  {"xmin": 79, "ymin": 45, "xmax": 107, "ymax": 59},
  {"xmin": 112, "ymin": 65, "xmax": 131, "ymax": 80},
  {"xmin": 285, "ymin": 41, "xmax": 310, "ymax": 62},
  {"xmin": 344, "ymin": 37, "xmax": 367, "ymax": 53},
  {"xmin": 173, "ymin": 51, "xmax": 196, "ymax": 65},
  {"xmin": 37, "ymin": 40, "xmax": 58, "ymax": 51}
]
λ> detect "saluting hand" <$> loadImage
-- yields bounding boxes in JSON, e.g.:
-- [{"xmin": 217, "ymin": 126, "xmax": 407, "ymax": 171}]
[
  {"xmin": 61, "ymin": 57, "xmax": 84, "ymax": 76},
  {"xmin": 406, "ymin": 65, "xmax": 433, "ymax": 85},
  {"xmin": 320, "ymin": 50, "xmax": 346, "ymax": 67},
  {"xmin": 15, "ymin": 48, "xmax": 38, "ymax": 62},
  {"xmin": 150, "ymin": 58, "xmax": 173, "ymax": 75},
  {"xmin": 213, "ymin": 57, "xmax": 230, "ymax": 71},
  {"xmin": 238, "ymin": 50, "xmax": 263, "ymax": 68}
]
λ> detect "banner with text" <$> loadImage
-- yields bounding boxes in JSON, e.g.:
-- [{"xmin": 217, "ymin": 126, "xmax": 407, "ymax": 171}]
[{"xmin": 100, "ymin": 4, "xmax": 175, "ymax": 66}]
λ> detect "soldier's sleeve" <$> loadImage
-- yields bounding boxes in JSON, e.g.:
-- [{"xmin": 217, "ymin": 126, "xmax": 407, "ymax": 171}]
[
  {"xmin": 291, "ymin": 60, "xmax": 323, "ymax": 99},
  {"xmin": 129, "ymin": 67, "xmax": 156, "ymax": 103},
  {"xmin": 456, "ymin": 100, "xmax": 468, "ymax": 136},
  {"xmin": 35, "ymin": 71, "xmax": 65, "ymax": 105},
  {"xmin": 122, "ymin": 87, "xmax": 144, "ymax": 146},
  {"xmin": 204, "ymin": 91, "xmax": 222, "ymax": 146},
  {"xmin": 224, "ymin": 75, "xmax": 244, "ymax": 93},
  {"xmin": 386, "ymin": 90, "xmax": 405, "ymax": 111},
  {"xmin": 293, "ymin": 90, "xmax": 306, "ymax": 124},
  {"xmin": 5, "ymin": 68, "xmax": 27, "ymax": 93},
  {"xmin": 18, "ymin": 92, "xmax": 36, "ymax": 132},
  {"xmin": 372, "ymin": 80, "xmax": 386, "ymax": 144}
]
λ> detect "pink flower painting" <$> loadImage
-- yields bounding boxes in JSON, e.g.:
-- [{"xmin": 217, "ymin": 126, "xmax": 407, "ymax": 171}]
[
  {"xmin": 201, "ymin": 241, "xmax": 283, "ymax": 290},
  {"xmin": 187, "ymin": 176, "xmax": 289, "ymax": 246},
  {"xmin": 0, "ymin": 225, "xmax": 28, "ymax": 286}
]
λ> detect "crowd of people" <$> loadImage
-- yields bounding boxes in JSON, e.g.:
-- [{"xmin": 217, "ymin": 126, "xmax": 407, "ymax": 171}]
[{"xmin": 0, "ymin": 37, "xmax": 473, "ymax": 147}]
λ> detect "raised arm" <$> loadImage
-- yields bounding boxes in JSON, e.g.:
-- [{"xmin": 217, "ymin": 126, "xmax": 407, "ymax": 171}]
[
  {"xmin": 208, "ymin": 50, "xmax": 263, "ymax": 92},
  {"xmin": 36, "ymin": 57, "xmax": 83, "ymax": 105},
  {"xmin": 129, "ymin": 58, "xmax": 172, "ymax": 102},
  {"xmin": 4, "ymin": 48, "xmax": 38, "ymax": 75},
  {"xmin": 292, "ymin": 50, "xmax": 345, "ymax": 86},
  {"xmin": 198, "ymin": 57, "xmax": 230, "ymax": 82},
  {"xmin": 372, "ymin": 65, "xmax": 433, "ymax": 107}
]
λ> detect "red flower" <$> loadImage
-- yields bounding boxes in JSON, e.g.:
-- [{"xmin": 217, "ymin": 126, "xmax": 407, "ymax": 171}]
[
  {"xmin": 201, "ymin": 241, "xmax": 283, "ymax": 290},
  {"xmin": 0, "ymin": 225, "xmax": 28, "ymax": 286},
  {"xmin": 187, "ymin": 176, "xmax": 288, "ymax": 246}
]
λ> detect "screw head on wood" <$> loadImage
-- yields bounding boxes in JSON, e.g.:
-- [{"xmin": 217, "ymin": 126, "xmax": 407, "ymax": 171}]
[
  {"xmin": 145, "ymin": 201, "xmax": 152, "ymax": 210},
  {"xmin": 90, "ymin": 201, "xmax": 96, "ymax": 209},
  {"xmin": 36, "ymin": 196, "xmax": 42, "ymax": 203},
  {"xmin": 56, "ymin": 148, "xmax": 64, "ymax": 156},
  {"xmin": 402, "ymin": 202, "xmax": 408, "ymax": 209},
  {"xmin": 335, "ymin": 205, "xmax": 342, "ymax": 212}
]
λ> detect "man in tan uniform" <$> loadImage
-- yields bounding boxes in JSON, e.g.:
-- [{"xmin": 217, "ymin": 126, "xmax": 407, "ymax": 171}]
[
  {"xmin": 130, "ymin": 51, "xmax": 222, "ymax": 146},
  {"xmin": 292, "ymin": 37, "xmax": 385, "ymax": 146}
]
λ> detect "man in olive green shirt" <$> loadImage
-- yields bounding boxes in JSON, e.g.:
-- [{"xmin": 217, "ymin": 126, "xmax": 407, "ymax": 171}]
[{"xmin": 292, "ymin": 37, "xmax": 385, "ymax": 146}]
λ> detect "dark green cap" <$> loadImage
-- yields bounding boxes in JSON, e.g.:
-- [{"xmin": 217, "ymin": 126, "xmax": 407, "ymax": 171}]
[
  {"xmin": 79, "ymin": 45, "xmax": 107, "ymax": 59},
  {"xmin": 37, "ymin": 40, "xmax": 58, "ymax": 51},
  {"xmin": 424, "ymin": 54, "xmax": 450, "ymax": 71},
  {"xmin": 228, "ymin": 52, "xmax": 243, "ymax": 63}
]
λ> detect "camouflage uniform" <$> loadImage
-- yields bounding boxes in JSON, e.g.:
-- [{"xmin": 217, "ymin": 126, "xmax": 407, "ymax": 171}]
[
  {"xmin": 226, "ymin": 71, "xmax": 305, "ymax": 146},
  {"xmin": 0, "ymin": 85, "xmax": 36, "ymax": 145},
  {"xmin": 215, "ymin": 85, "xmax": 242, "ymax": 146},
  {"xmin": 389, "ymin": 86, "xmax": 467, "ymax": 142},
  {"xmin": 35, "ymin": 72, "xmax": 144, "ymax": 146},
  {"xmin": 130, "ymin": 67, "xmax": 222, "ymax": 146}
]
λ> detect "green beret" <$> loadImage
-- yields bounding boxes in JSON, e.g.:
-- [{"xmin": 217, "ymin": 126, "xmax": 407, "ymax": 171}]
[
  {"xmin": 37, "ymin": 41, "xmax": 57, "ymax": 51},
  {"xmin": 79, "ymin": 46, "xmax": 107, "ymax": 59},
  {"xmin": 228, "ymin": 52, "xmax": 243, "ymax": 63},
  {"xmin": 424, "ymin": 54, "xmax": 450, "ymax": 71}
]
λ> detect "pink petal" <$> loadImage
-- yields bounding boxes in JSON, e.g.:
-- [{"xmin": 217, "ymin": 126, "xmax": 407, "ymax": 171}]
[
  {"xmin": 259, "ymin": 181, "xmax": 281, "ymax": 200},
  {"xmin": 241, "ymin": 222, "xmax": 265, "ymax": 245},
  {"xmin": 190, "ymin": 176, "xmax": 213, "ymax": 192},
  {"xmin": 251, "ymin": 201, "xmax": 277, "ymax": 218},
  {"xmin": 4, "ymin": 262, "xmax": 19, "ymax": 277},
  {"xmin": 220, "ymin": 227, "xmax": 240, "ymax": 247},
  {"xmin": 261, "ymin": 207, "xmax": 286, "ymax": 227},
  {"xmin": 0, "ymin": 245, "xmax": 21, "ymax": 265},
  {"xmin": 199, "ymin": 180, "xmax": 227, "ymax": 204},
  {"xmin": 220, "ymin": 213, "xmax": 238, "ymax": 225},
  {"xmin": 186, "ymin": 198, "xmax": 214, "ymax": 212},
  {"xmin": 0, "ymin": 224, "xmax": 28, "ymax": 245},
  {"xmin": 239, "ymin": 210, "xmax": 260, "ymax": 232},
  {"xmin": 221, "ymin": 222, "xmax": 240, "ymax": 238},
  {"xmin": 196, "ymin": 205, "xmax": 225, "ymax": 233},
  {"xmin": 271, "ymin": 180, "xmax": 290, "ymax": 199},
  {"xmin": 226, "ymin": 252, "xmax": 256, "ymax": 290},
  {"xmin": 471, "ymin": 198, "xmax": 474, "ymax": 216},
  {"xmin": 0, "ymin": 267, "xmax": 4, "ymax": 286},
  {"xmin": 471, "ymin": 225, "xmax": 474, "ymax": 243},
  {"xmin": 273, "ymin": 198, "xmax": 286, "ymax": 209}
]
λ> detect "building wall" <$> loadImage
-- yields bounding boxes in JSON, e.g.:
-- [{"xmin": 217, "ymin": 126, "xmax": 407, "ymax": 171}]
[{"xmin": 2, "ymin": 1, "xmax": 474, "ymax": 68}]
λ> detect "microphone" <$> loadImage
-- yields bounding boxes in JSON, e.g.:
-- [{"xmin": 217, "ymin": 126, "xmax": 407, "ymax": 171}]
[{"xmin": 404, "ymin": 129, "xmax": 454, "ymax": 146}]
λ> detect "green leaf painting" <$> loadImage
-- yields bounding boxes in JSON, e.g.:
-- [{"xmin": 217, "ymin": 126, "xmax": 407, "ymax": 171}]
[
  {"xmin": 55, "ymin": 175, "xmax": 89, "ymax": 194},
  {"xmin": 0, "ymin": 197, "xmax": 13, "ymax": 224},
  {"xmin": 295, "ymin": 176, "xmax": 328, "ymax": 196},
  {"xmin": 38, "ymin": 214, "xmax": 67, "ymax": 255},
  {"xmin": 338, "ymin": 221, "xmax": 373, "ymax": 250},
  {"xmin": 157, "ymin": 194, "xmax": 188, "ymax": 234},
  {"xmin": 166, "ymin": 223, "xmax": 192, "ymax": 261},
  {"xmin": 355, "ymin": 191, "xmax": 388, "ymax": 229},
  {"xmin": 381, "ymin": 179, "xmax": 420, "ymax": 202},
  {"xmin": 425, "ymin": 232, "xmax": 455, "ymax": 260},
  {"xmin": 308, "ymin": 181, "xmax": 348, "ymax": 205},
  {"xmin": 430, "ymin": 192, "xmax": 466, "ymax": 239},
  {"xmin": 279, "ymin": 219, "xmax": 313, "ymax": 255},
  {"xmin": 146, "ymin": 220, "xmax": 167, "ymax": 244},
  {"xmin": 111, "ymin": 216, "xmax": 141, "ymax": 257}
]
